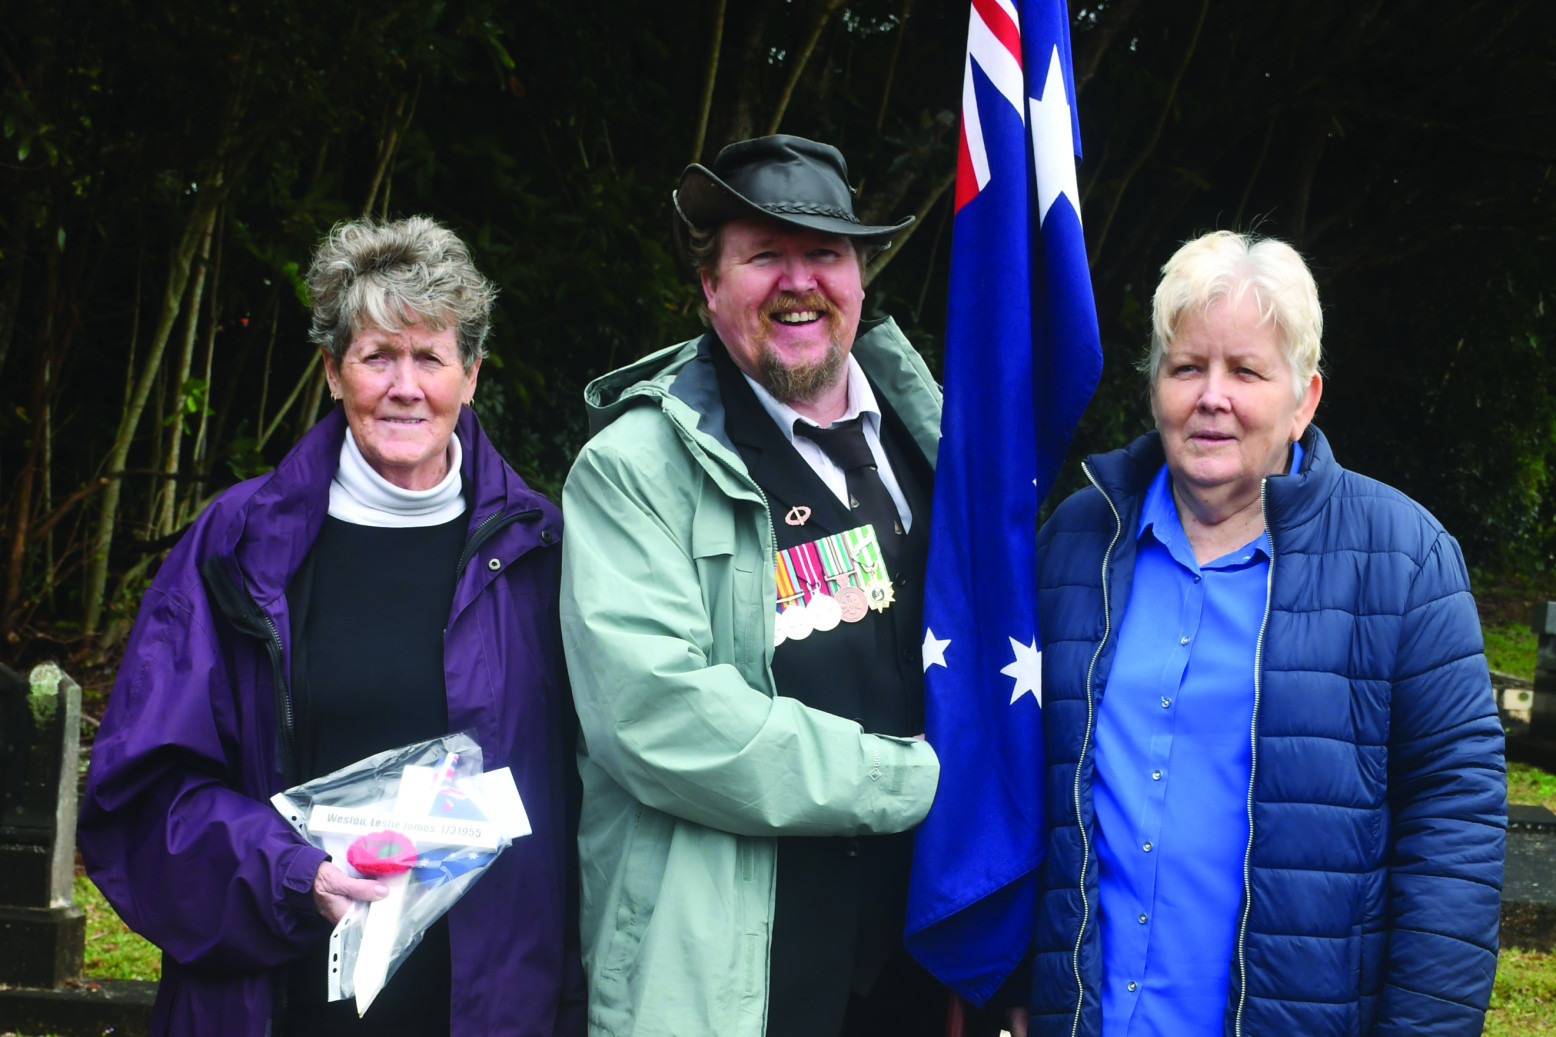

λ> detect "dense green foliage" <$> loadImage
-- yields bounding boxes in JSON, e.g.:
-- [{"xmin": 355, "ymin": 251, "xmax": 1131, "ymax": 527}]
[{"xmin": 2, "ymin": 0, "xmax": 1554, "ymax": 659}]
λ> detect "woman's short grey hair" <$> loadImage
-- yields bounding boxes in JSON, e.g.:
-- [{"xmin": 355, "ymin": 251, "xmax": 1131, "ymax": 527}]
[
  {"xmin": 1144, "ymin": 230, "xmax": 1323, "ymax": 400},
  {"xmin": 306, "ymin": 216, "xmax": 496, "ymax": 371}
]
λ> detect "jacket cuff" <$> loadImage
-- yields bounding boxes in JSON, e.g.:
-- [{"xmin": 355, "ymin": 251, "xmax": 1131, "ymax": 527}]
[
  {"xmin": 865, "ymin": 735, "xmax": 939, "ymax": 827},
  {"xmin": 280, "ymin": 841, "xmax": 331, "ymax": 918}
]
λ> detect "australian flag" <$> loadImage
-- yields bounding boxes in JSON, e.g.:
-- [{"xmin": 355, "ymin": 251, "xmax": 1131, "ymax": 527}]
[{"xmin": 905, "ymin": 0, "xmax": 1102, "ymax": 1005}]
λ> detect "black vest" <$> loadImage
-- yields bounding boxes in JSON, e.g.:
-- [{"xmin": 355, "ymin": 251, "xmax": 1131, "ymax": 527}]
[{"xmin": 712, "ymin": 345, "xmax": 934, "ymax": 1036}]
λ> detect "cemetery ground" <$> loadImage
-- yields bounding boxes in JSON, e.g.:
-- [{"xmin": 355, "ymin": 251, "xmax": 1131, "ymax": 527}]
[{"xmin": 5, "ymin": 580, "xmax": 1553, "ymax": 1037}]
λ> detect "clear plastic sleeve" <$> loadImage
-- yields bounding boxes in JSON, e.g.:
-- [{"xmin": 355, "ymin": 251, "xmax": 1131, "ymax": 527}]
[{"xmin": 270, "ymin": 731, "xmax": 530, "ymax": 1016}]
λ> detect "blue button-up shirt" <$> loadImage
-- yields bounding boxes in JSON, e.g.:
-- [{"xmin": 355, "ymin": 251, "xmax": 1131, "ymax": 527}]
[{"xmin": 1094, "ymin": 443, "xmax": 1302, "ymax": 1036}]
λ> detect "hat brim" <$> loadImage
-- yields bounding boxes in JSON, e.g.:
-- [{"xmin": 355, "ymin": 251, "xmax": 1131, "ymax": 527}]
[{"xmin": 674, "ymin": 165, "xmax": 914, "ymax": 241}]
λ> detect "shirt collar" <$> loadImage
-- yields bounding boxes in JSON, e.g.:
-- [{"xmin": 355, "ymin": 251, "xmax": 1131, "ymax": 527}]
[
  {"xmin": 741, "ymin": 354, "xmax": 881, "ymax": 441},
  {"xmin": 1137, "ymin": 439, "xmax": 1305, "ymax": 568}
]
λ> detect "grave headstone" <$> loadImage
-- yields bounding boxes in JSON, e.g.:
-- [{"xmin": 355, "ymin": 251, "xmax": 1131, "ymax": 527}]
[
  {"xmin": 1533, "ymin": 602, "xmax": 1556, "ymax": 739},
  {"xmin": 0, "ymin": 660, "xmax": 87, "ymax": 987},
  {"xmin": 1502, "ymin": 803, "xmax": 1556, "ymax": 950}
]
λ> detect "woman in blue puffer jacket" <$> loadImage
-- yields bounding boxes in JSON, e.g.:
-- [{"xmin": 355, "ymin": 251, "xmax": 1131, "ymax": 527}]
[{"xmin": 1011, "ymin": 231, "xmax": 1504, "ymax": 1037}]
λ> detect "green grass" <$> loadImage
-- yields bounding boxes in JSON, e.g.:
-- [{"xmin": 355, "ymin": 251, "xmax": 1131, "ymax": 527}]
[
  {"xmin": 76, "ymin": 874, "xmax": 160, "ymax": 981},
  {"xmin": 63, "ymin": 765, "xmax": 1556, "ymax": 1037},
  {"xmin": 1510, "ymin": 762, "xmax": 1556, "ymax": 812},
  {"xmin": 1487, "ymin": 948, "xmax": 1556, "ymax": 1036},
  {"xmin": 1486, "ymin": 621, "xmax": 1539, "ymax": 680}
]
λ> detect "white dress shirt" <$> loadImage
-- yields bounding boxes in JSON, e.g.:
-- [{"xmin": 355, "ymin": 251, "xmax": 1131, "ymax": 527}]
[{"xmin": 741, "ymin": 356, "xmax": 914, "ymax": 532}]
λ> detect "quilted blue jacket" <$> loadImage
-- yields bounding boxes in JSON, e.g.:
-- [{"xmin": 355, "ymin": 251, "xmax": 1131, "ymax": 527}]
[{"xmin": 1028, "ymin": 425, "xmax": 1504, "ymax": 1037}]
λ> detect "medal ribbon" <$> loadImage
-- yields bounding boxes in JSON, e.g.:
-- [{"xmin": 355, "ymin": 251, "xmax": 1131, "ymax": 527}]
[
  {"xmin": 841, "ymin": 524, "xmax": 889, "ymax": 583},
  {"xmin": 774, "ymin": 550, "xmax": 799, "ymax": 611},
  {"xmin": 790, "ymin": 541, "xmax": 828, "ymax": 603},
  {"xmin": 818, "ymin": 533, "xmax": 856, "ymax": 589}
]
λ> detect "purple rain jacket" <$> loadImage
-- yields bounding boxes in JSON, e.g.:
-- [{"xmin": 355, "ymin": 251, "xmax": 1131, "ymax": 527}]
[{"xmin": 79, "ymin": 407, "xmax": 584, "ymax": 1037}]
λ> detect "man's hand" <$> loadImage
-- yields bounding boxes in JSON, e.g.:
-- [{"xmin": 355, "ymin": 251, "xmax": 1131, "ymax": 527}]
[
  {"xmin": 1004, "ymin": 1006, "xmax": 1029, "ymax": 1037},
  {"xmin": 312, "ymin": 861, "xmax": 388, "ymax": 924}
]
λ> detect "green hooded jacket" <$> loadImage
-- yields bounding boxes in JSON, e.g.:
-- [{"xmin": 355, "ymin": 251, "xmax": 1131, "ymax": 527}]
[{"xmin": 560, "ymin": 317, "xmax": 943, "ymax": 1036}]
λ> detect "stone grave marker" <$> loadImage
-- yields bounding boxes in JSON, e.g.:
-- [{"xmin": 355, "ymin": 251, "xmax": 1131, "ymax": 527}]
[
  {"xmin": 0, "ymin": 660, "xmax": 155, "ymax": 1036},
  {"xmin": 0, "ymin": 660, "xmax": 85, "ymax": 986}
]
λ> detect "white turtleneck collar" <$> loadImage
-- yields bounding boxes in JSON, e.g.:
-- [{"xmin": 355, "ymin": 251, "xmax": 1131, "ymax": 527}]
[{"xmin": 328, "ymin": 429, "xmax": 467, "ymax": 528}]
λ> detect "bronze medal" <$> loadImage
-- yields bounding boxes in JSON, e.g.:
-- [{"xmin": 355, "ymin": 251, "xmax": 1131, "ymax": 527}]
[{"xmin": 834, "ymin": 585, "xmax": 869, "ymax": 623}]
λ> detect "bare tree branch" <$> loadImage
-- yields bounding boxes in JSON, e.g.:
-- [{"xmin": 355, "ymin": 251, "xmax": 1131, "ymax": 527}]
[
  {"xmin": 765, "ymin": 0, "xmax": 848, "ymax": 136},
  {"xmin": 690, "ymin": 0, "xmax": 729, "ymax": 163}
]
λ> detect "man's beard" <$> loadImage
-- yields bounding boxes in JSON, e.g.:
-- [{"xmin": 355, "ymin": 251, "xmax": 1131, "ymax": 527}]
[
  {"xmin": 757, "ymin": 339, "xmax": 845, "ymax": 404},
  {"xmin": 752, "ymin": 292, "xmax": 847, "ymax": 404}
]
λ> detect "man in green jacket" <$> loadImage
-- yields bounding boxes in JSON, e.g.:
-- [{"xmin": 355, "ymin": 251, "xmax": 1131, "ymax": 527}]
[{"xmin": 560, "ymin": 135, "xmax": 951, "ymax": 1037}]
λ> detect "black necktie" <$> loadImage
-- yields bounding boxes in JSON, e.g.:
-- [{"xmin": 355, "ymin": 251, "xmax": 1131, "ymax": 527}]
[{"xmin": 794, "ymin": 417, "xmax": 904, "ymax": 538}]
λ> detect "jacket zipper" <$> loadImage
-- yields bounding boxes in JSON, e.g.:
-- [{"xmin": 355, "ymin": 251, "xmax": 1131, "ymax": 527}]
[
  {"xmin": 200, "ymin": 556, "xmax": 298, "ymax": 781},
  {"xmin": 1070, "ymin": 462, "xmax": 1124, "ymax": 1037},
  {"xmin": 261, "ymin": 610, "xmax": 295, "ymax": 780},
  {"xmin": 1234, "ymin": 479, "xmax": 1275, "ymax": 1036},
  {"xmin": 454, "ymin": 507, "xmax": 543, "ymax": 580}
]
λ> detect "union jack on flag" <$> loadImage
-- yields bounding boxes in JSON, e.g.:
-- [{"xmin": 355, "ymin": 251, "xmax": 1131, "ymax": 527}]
[{"xmin": 905, "ymin": 0, "xmax": 1102, "ymax": 1005}]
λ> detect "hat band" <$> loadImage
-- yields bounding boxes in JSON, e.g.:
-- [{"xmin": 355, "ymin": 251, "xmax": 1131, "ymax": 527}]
[{"xmin": 758, "ymin": 201, "xmax": 861, "ymax": 224}]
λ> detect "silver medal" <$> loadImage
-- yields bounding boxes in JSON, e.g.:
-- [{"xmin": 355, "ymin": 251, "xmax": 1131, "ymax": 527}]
[
  {"xmin": 807, "ymin": 592, "xmax": 843, "ymax": 632},
  {"xmin": 784, "ymin": 602, "xmax": 814, "ymax": 640}
]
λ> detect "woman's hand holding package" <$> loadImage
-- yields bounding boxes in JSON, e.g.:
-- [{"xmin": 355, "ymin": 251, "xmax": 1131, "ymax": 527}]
[{"xmin": 312, "ymin": 860, "xmax": 388, "ymax": 924}]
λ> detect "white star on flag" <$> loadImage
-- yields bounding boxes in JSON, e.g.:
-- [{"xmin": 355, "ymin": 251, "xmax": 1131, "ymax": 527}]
[
  {"xmin": 922, "ymin": 628, "xmax": 952, "ymax": 673},
  {"xmin": 1028, "ymin": 45, "xmax": 1081, "ymax": 227},
  {"xmin": 1001, "ymin": 636, "xmax": 1042, "ymax": 705}
]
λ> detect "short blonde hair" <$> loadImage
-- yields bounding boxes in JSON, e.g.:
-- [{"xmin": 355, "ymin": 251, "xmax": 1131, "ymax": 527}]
[
  {"xmin": 306, "ymin": 216, "xmax": 495, "ymax": 371},
  {"xmin": 1144, "ymin": 230, "xmax": 1322, "ymax": 399}
]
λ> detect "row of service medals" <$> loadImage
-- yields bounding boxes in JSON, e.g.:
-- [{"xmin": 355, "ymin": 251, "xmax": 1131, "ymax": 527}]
[{"xmin": 773, "ymin": 523, "xmax": 895, "ymax": 648}]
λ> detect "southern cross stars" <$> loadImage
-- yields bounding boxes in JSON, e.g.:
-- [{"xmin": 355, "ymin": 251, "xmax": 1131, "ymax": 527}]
[
  {"xmin": 922, "ymin": 628, "xmax": 952, "ymax": 673},
  {"xmin": 1002, "ymin": 636, "xmax": 1042, "ymax": 705},
  {"xmin": 1028, "ymin": 44, "xmax": 1081, "ymax": 227}
]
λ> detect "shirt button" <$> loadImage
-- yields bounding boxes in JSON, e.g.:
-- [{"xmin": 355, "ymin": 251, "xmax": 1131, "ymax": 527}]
[
  {"xmin": 1152, "ymin": 770, "xmax": 1162, "ymax": 780},
  {"xmin": 1143, "ymin": 842, "xmax": 1153, "ymax": 852},
  {"xmin": 1179, "ymin": 636, "xmax": 1189, "ymax": 645},
  {"xmin": 1127, "ymin": 981, "xmax": 1138, "ymax": 992},
  {"xmin": 1193, "ymin": 575, "xmax": 1201, "ymax": 583},
  {"xmin": 1138, "ymin": 913, "xmax": 1148, "ymax": 924},
  {"xmin": 1160, "ymin": 697, "xmax": 1171, "ymax": 708}
]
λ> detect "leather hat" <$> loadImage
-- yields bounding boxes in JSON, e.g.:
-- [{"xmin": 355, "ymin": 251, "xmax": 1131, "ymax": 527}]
[{"xmin": 674, "ymin": 134, "xmax": 914, "ymax": 241}]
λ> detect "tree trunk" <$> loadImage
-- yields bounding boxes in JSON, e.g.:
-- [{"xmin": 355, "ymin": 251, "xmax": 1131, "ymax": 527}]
[
  {"xmin": 0, "ymin": 238, "xmax": 59, "ymax": 642},
  {"xmin": 256, "ymin": 295, "xmax": 279, "ymax": 437},
  {"xmin": 720, "ymin": 0, "xmax": 781, "ymax": 146},
  {"xmin": 260, "ymin": 351, "xmax": 322, "ymax": 450},
  {"xmin": 152, "ymin": 209, "xmax": 218, "ymax": 538},
  {"xmin": 1088, "ymin": 0, "xmax": 1209, "ymax": 265},
  {"xmin": 293, "ymin": 362, "xmax": 329, "ymax": 442},
  {"xmin": 361, "ymin": 82, "xmax": 419, "ymax": 219},
  {"xmin": 0, "ymin": 203, "xmax": 26, "ymax": 389},
  {"xmin": 183, "ymin": 218, "xmax": 225, "ymax": 526},
  {"xmin": 689, "ymin": 0, "xmax": 729, "ymax": 163},
  {"xmin": 765, "ymin": 0, "xmax": 849, "ymax": 136},
  {"xmin": 82, "ymin": 192, "xmax": 222, "ymax": 642},
  {"xmin": 864, "ymin": 164, "xmax": 956, "ymax": 287},
  {"xmin": 873, "ymin": 0, "xmax": 914, "ymax": 134}
]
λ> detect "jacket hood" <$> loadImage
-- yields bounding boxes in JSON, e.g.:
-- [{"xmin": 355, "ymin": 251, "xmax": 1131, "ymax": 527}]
[{"xmin": 583, "ymin": 338, "xmax": 701, "ymax": 436}]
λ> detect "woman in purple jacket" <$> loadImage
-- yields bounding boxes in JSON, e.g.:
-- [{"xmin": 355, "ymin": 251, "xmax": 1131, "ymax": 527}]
[{"xmin": 80, "ymin": 217, "xmax": 584, "ymax": 1037}]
